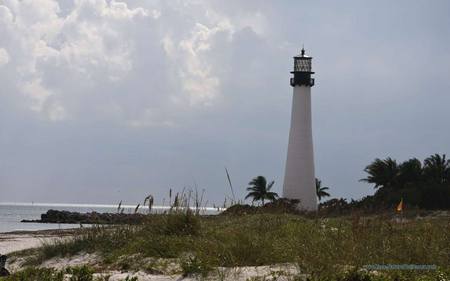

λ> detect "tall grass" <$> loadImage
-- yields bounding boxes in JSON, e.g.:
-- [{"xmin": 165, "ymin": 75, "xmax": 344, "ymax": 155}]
[{"xmin": 22, "ymin": 213, "xmax": 450, "ymax": 280}]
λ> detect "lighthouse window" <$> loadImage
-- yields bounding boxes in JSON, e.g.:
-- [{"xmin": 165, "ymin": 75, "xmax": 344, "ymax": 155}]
[{"xmin": 294, "ymin": 59, "xmax": 311, "ymax": 72}]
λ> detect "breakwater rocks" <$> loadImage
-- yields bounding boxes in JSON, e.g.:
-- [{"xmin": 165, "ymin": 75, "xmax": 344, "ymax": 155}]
[{"xmin": 21, "ymin": 209, "xmax": 147, "ymax": 224}]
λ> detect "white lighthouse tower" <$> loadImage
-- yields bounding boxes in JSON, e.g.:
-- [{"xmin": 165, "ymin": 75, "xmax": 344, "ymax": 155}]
[{"xmin": 283, "ymin": 48, "xmax": 317, "ymax": 211}]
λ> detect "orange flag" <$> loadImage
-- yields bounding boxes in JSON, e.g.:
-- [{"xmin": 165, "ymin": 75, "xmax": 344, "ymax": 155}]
[{"xmin": 396, "ymin": 198, "xmax": 404, "ymax": 212}]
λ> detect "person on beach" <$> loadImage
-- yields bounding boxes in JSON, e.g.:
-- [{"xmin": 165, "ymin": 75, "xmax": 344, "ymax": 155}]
[{"xmin": 0, "ymin": 255, "xmax": 10, "ymax": 276}]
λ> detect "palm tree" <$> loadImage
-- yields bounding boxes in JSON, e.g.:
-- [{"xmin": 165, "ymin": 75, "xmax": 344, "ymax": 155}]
[
  {"xmin": 397, "ymin": 158, "xmax": 423, "ymax": 187},
  {"xmin": 245, "ymin": 176, "xmax": 278, "ymax": 205},
  {"xmin": 360, "ymin": 157, "xmax": 399, "ymax": 189},
  {"xmin": 423, "ymin": 154, "xmax": 450, "ymax": 184},
  {"xmin": 315, "ymin": 178, "xmax": 330, "ymax": 201}
]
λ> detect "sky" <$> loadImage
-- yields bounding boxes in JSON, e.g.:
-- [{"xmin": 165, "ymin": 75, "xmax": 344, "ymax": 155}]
[{"xmin": 1, "ymin": 0, "xmax": 450, "ymax": 206}]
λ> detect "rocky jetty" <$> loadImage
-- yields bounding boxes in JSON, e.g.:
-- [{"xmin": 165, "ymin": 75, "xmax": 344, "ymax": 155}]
[{"xmin": 21, "ymin": 209, "xmax": 147, "ymax": 224}]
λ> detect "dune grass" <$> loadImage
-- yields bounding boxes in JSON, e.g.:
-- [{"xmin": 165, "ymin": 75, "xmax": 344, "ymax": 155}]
[
  {"xmin": 0, "ymin": 266, "xmax": 110, "ymax": 281},
  {"xmin": 17, "ymin": 211, "xmax": 450, "ymax": 280}
]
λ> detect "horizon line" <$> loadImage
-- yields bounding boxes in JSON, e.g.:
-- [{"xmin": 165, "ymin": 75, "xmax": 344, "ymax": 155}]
[{"xmin": 0, "ymin": 202, "xmax": 226, "ymax": 211}]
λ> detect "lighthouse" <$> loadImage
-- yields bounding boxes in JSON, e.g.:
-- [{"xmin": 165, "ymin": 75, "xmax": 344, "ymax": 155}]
[{"xmin": 282, "ymin": 48, "xmax": 317, "ymax": 211}]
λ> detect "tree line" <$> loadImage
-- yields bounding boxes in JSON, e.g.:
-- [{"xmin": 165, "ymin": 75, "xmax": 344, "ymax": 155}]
[{"xmin": 359, "ymin": 153, "xmax": 450, "ymax": 210}]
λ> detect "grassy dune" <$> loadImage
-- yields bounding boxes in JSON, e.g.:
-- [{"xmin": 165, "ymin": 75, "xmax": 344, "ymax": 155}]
[{"xmin": 9, "ymin": 212, "xmax": 449, "ymax": 280}]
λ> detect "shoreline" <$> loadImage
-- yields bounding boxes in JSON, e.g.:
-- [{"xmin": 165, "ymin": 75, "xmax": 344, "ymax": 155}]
[
  {"xmin": 0, "ymin": 228, "xmax": 75, "ymax": 255},
  {"xmin": 1, "ymin": 228, "xmax": 79, "ymax": 236}
]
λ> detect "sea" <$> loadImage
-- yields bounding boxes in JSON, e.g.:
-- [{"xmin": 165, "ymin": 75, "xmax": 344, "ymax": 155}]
[{"xmin": 0, "ymin": 203, "xmax": 223, "ymax": 233}]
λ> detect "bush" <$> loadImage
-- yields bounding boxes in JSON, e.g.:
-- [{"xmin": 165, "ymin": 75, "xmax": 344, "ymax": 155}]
[
  {"xmin": 164, "ymin": 212, "xmax": 201, "ymax": 236},
  {"xmin": 67, "ymin": 266, "xmax": 94, "ymax": 281},
  {"xmin": 221, "ymin": 198, "xmax": 303, "ymax": 216},
  {"xmin": 180, "ymin": 255, "xmax": 211, "ymax": 277},
  {"xmin": 1, "ymin": 268, "xmax": 64, "ymax": 281}
]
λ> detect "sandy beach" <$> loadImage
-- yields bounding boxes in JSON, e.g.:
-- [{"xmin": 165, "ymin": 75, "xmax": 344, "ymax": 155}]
[{"xmin": 0, "ymin": 229, "xmax": 74, "ymax": 255}]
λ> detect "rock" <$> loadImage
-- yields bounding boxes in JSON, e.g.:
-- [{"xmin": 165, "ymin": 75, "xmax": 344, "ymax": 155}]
[
  {"xmin": 0, "ymin": 255, "xmax": 10, "ymax": 276},
  {"xmin": 21, "ymin": 209, "xmax": 148, "ymax": 224}
]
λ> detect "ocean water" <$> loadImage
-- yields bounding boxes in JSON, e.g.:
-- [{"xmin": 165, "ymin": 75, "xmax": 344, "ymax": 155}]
[{"xmin": 0, "ymin": 203, "xmax": 222, "ymax": 233}]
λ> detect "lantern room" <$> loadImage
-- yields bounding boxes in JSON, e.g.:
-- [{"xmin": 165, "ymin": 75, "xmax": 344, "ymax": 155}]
[{"xmin": 290, "ymin": 48, "xmax": 315, "ymax": 87}]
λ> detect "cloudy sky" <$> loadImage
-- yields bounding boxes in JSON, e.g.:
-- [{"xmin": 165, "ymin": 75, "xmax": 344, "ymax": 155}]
[{"xmin": 1, "ymin": 0, "xmax": 450, "ymax": 205}]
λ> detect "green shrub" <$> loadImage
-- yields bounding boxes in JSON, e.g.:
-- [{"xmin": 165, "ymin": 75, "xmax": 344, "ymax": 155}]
[
  {"xmin": 336, "ymin": 271, "xmax": 373, "ymax": 281},
  {"xmin": 180, "ymin": 254, "xmax": 211, "ymax": 277},
  {"xmin": 67, "ymin": 266, "xmax": 94, "ymax": 281},
  {"xmin": 0, "ymin": 267, "xmax": 64, "ymax": 281},
  {"xmin": 164, "ymin": 212, "xmax": 201, "ymax": 236}
]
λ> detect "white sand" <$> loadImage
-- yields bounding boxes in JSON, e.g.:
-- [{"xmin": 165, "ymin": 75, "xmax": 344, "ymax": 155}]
[{"xmin": 0, "ymin": 233, "xmax": 61, "ymax": 255}]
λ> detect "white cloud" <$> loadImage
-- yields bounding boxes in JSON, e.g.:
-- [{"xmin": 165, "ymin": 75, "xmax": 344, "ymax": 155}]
[
  {"xmin": 0, "ymin": 48, "xmax": 9, "ymax": 66},
  {"xmin": 174, "ymin": 21, "xmax": 233, "ymax": 106},
  {"xmin": 102, "ymin": 0, "xmax": 149, "ymax": 19},
  {"xmin": 0, "ymin": 0, "xmax": 270, "ymax": 125},
  {"xmin": 0, "ymin": 5, "xmax": 13, "ymax": 23},
  {"xmin": 22, "ymin": 78, "xmax": 52, "ymax": 113},
  {"xmin": 0, "ymin": 0, "xmax": 149, "ymax": 121}
]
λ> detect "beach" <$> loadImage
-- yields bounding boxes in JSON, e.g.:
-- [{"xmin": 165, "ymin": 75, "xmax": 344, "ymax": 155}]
[
  {"xmin": 1, "ymin": 212, "xmax": 449, "ymax": 281},
  {"xmin": 0, "ymin": 232, "xmax": 50, "ymax": 255},
  {"xmin": 0, "ymin": 229, "xmax": 304, "ymax": 281},
  {"xmin": 0, "ymin": 229, "xmax": 74, "ymax": 255}
]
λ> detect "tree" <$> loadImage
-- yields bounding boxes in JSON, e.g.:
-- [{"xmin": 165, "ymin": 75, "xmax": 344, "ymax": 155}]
[
  {"xmin": 245, "ymin": 176, "xmax": 278, "ymax": 205},
  {"xmin": 423, "ymin": 154, "xmax": 450, "ymax": 184},
  {"xmin": 357, "ymin": 154, "xmax": 450, "ymax": 210},
  {"xmin": 315, "ymin": 178, "xmax": 330, "ymax": 201},
  {"xmin": 397, "ymin": 158, "xmax": 423, "ymax": 188},
  {"xmin": 360, "ymin": 157, "xmax": 399, "ymax": 189}
]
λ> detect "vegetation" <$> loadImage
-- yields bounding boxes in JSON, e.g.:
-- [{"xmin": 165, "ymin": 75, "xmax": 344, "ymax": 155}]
[
  {"xmin": 0, "ymin": 266, "xmax": 107, "ymax": 281},
  {"xmin": 15, "ymin": 211, "xmax": 450, "ymax": 280},
  {"xmin": 357, "ymin": 154, "xmax": 450, "ymax": 210},
  {"xmin": 0, "ymin": 268, "xmax": 64, "ymax": 281},
  {"xmin": 316, "ymin": 178, "xmax": 331, "ymax": 202},
  {"xmin": 143, "ymin": 195, "xmax": 154, "ymax": 213},
  {"xmin": 3, "ymin": 265, "xmax": 450, "ymax": 281},
  {"xmin": 245, "ymin": 176, "xmax": 279, "ymax": 205},
  {"xmin": 222, "ymin": 198, "xmax": 303, "ymax": 215},
  {"xmin": 0, "ymin": 265, "xmax": 140, "ymax": 281},
  {"xmin": 319, "ymin": 154, "xmax": 450, "ymax": 214}
]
